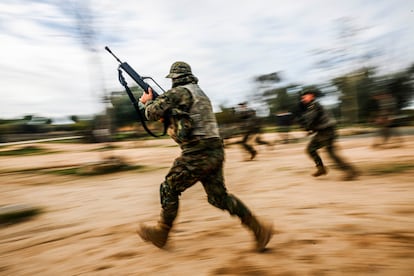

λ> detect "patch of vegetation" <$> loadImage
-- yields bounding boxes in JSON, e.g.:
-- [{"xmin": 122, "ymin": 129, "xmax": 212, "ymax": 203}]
[
  {"xmin": 2, "ymin": 159, "xmax": 165, "ymax": 176},
  {"xmin": 112, "ymin": 131, "xmax": 170, "ymax": 142},
  {"xmin": 48, "ymin": 138, "xmax": 83, "ymax": 144},
  {"xmin": 47, "ymin": 167, "xmax": 79, "ymax": 175},
  {"xmin": 0, "ymin": 145, "xmax": 51, "ymax": 156},
  {"xmin": 365, "ymin": 162, "xmax": 414, "ymax": 175},
  {"xmin": 89, "ymin": 144, "xmax": 120, "ymax": 151},
  {"xmin": 0, "ymin": 205, "xmax": 43, "ymax": 225},
  {"xmin": 113, "ymin": 131, "xmax": 139, "ymax": 141},
  {"xmin": 47, "ymin": 164, "xmax": 144, "ymax": 176},
  {"xmin": 41, "ymin": 156, "xmax": 149, "ymax": 176}
]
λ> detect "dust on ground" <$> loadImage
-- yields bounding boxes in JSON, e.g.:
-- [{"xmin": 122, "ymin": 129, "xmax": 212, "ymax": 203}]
[{"xmin": 0, "ymin": 132, "xmax": 413, "ymax": 275}]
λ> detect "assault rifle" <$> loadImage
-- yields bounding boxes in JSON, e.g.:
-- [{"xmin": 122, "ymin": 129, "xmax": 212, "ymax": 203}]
[{"xmin": 105, "ymin": 46, "xmax": 167, "ymax": 137}]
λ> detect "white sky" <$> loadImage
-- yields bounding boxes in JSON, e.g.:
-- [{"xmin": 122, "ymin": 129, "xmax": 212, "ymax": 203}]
[{"xmin": 0, "ymin": 0, "xmax": 413, "ymax": 119}]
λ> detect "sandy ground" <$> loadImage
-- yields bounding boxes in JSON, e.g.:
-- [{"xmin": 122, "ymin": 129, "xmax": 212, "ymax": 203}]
[{"xmin": 0, "ymin": 131, "xmax": 413, "ymax": 276}]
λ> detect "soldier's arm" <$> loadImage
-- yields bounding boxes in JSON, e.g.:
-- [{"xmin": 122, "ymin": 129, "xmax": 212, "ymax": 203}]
[
  {"xmin": 144, "ymin": 92, "xmax": 171, "ymax": 121},
  {"xmin": 145, "ymin": 87, "xmax": 193, "ymax": 121}
]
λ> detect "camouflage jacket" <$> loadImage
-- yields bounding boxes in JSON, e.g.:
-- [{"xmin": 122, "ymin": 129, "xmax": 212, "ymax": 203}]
[
  {"xmin": 144, "ymin": 75, "xmax": 220, "ymax": 152},
  {"xmin": 237, "ymin": 108, "xmax": 261, "ymax": 132},
  {"xmin": 299, "ymin": 100, "xmax": 336, "ymax": 131}
]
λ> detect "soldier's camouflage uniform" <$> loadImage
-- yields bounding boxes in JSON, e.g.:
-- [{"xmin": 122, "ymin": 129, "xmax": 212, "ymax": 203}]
[
  {"xmin": 237, "ymin": 104, "xmax": 270, "ymax": 160},
  {"xmin": 138, "ymin": 62, "xmax": 273, "ymax": 251},
  {"xmin": 372, "ymin": 92, "xmax": 402, "ymax": 147},
  {"xmin": 299, "ymin": 96, "xmax": 358, "ymax": 180}
]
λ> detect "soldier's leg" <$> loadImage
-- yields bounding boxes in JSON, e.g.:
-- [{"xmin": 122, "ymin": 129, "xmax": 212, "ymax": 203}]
[
  {"xmin": 254, "ymin": 130, "xmax": 271, "ymax": 146},
  {"xmin": 306, "ymin": 133, "xmax": 327, "ymax": 176},
  {"xmin": 326, "ymin": 144, "xmax": 358, "ymax": 181},
  {"xmin": 325, "ymin": 141, "xmax": 352, "ymax": 170},
  {"xmin": 201, "ymin": 167, "xmax": 273, "ymax": 251},
  {"xmin": 201, "ymin": 166, "xmax": 250, "ymax": 218},
  {"xmin": 240, "ymin": 132, "xmax": 257, "ymax": 160},
  {"xmin": 137, "ymin": 155, "xmax": 200, "ymax": 248},
  {"xmin": 325, "ymin": 130, "xmax": 358, "ymax": 180},
  {"xmin": 136, "ymin": 180, "xmax": 176, "ymax": 248},
  {"xmin": 307, "ymin": 135, "xmax": 323, "ymax": 166}
]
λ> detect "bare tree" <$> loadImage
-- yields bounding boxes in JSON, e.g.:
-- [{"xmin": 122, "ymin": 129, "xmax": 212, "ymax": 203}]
[{"xmin": 67, "ymin": 1, "xmax": 111, "ymax": 142}]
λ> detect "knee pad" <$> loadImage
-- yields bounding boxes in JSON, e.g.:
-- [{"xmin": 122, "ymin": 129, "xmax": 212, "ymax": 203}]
[{"xmin": 159, "ymin": 181, "xmax": 179, "ymax": 209}]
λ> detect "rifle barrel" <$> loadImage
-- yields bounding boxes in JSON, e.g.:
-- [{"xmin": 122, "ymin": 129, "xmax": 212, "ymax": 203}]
[{"xmin": 105, "ymin": 46, "xmax": 122, "ymax": 64}]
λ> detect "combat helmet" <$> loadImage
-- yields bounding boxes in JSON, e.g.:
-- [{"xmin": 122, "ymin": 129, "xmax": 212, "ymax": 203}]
[
  {"xmin": 166, "ymin": 61, "xmax": 192, "ymax": 78},
  {"xmin": 301, "ymin": 88, "xmax": 322, "ymax": 97}
]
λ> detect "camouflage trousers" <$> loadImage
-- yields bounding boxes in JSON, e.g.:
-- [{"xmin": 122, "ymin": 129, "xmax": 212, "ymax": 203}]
[
  {"xmin": 159, "ymin": 138, "xmax": 252, "ymax": 227},
  {"xmin": 307, "ymin": 127, "xmax": 353, "ymax": 171}
]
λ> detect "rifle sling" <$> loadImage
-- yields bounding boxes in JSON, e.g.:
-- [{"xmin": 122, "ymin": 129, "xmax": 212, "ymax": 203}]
[{"xmin": 117, "ymin": 69, "xmax": 167, "ymax": 137}]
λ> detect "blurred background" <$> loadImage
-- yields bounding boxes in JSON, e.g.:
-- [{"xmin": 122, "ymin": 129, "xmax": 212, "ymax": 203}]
[
  {"xmin": 0, "ymin": 0, "xmax": 413, "ymax": 143},
  {"xmin": 1, "ymin": 2, "xmax": 414, "ymax": 275}
]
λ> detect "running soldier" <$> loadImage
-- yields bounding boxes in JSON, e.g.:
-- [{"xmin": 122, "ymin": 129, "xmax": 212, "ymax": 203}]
[
  {"xmin": 137, "ymin": 61, "xmax": 273, "ymax": 251},
  {"xmin": 371, "ymin": 91, "xmax": 403, "ymax": 147},
  {"xmin": 237, "ymin": 102, "xmax": 271, "ymax": 160},
  {"xmin": 297, "ymin": 89, "xmax": 358, "ymax": 181}
]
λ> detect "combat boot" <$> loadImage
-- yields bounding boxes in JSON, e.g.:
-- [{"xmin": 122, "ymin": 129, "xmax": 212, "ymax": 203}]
[
  {"xmin": 243, "ymin": 215, "xmax": 274, "ymax": 252},
  {"xmin": 137, "ymin": 222, "xmax": 171, "ymax": 248},
  {"xmin": 312, "ymin": 165, "xmax": 327, "ymax": 177},
  {"xmin": 250, "ymin": 150, "xmax": 257, "ymax": 160}
]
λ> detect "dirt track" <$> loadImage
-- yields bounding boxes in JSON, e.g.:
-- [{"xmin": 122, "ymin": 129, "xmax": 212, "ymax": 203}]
[{"xmin": 1, "ymin": 132, "xmax": 413, "ymax": 275}]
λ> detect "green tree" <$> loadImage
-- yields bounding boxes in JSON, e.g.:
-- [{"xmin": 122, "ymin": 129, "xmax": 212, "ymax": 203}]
[
  {"xmin": 110, "ymin": 87, "xmax": 144, "ymax": 128},
  {"xmin": 70, "ymin": 115, "xmax": 79, "ymax": 123},
  {"xmin": 333, "ymin": 67, "xmax": 376, "ymax": 123},
  {"xmin": 262, "ymin": 85, "xmax": 301, "ymax": 115},
  {"xmin": 332, "ymin": 64, "xmax": 414, "ymax": 124},
  {"xmin": 215, "ymin": 105, "xmax": 237, "ymax": 125},
  {"xmin": 386, "ymin": 63, "xmax": 414, "ymax": 110}
]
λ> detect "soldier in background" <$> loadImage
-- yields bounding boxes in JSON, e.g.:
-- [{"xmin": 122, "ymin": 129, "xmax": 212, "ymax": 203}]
[
  {"xmin": 137, "ymin": 61, "xmax": 273, "ymax": 251},
  {"xmin": 297, "ymin": 89, "xmax": 358, "ymax": 181},
  {"xmin": 237, "ymin": 102, "xmax": 272, "ymax": 161},
  {"xmin": 275, "ymin": 110, "xmax": 293, "ymax": 144},
  {"xmin": 371, "ymin": 91, "xmax": 403, "ymax": 148}
]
